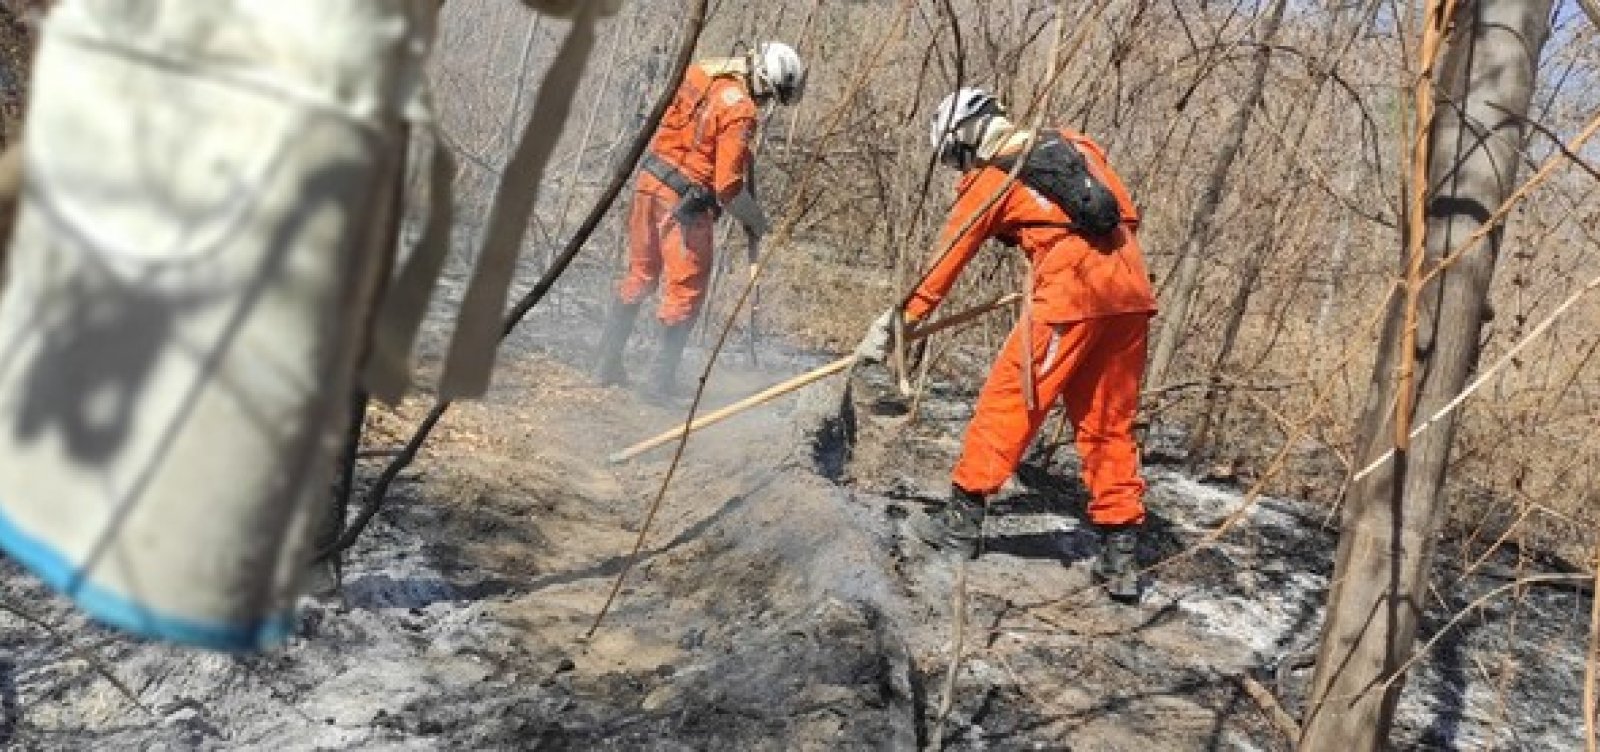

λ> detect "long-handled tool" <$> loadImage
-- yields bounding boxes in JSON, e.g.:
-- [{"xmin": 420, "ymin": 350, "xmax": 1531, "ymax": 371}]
[
  {"xmin": 745, "ymin": 262, "xmax": 762, "ymax": 367},
  {"xmin": 608, "ymin": 292, "xmax": 1020, "ymax": 464}
]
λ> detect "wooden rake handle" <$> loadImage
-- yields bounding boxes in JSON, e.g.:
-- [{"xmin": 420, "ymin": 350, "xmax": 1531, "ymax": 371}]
[{"xmin": 607, "ymin": 293, "xmax": 1021, "ymax": 464}]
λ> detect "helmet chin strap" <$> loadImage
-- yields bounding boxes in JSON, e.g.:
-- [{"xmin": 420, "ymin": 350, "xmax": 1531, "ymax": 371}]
[
  {"xmin": 946, "ymin": 113, "xmax": 999, "ymax": 171},
  {"xmin": 954, "ymin": 143, "xmax": 979, "ymax": 171},
  {"xmin": 973, "ymin": 114, "xmax": 1018, "ymax": 163},
  {"xmin": 745, "ymin": 50, "xmax": 770, "ymax": 99}
]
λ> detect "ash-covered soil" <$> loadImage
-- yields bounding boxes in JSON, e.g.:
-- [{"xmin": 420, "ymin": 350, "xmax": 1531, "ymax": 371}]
[{"xmin": 0, "ymin": 271, "xmax": 1591, "ymax": 750}]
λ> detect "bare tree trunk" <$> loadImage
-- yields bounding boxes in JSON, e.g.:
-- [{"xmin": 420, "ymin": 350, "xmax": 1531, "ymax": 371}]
[
  {"xmin": 1299, "ymin": 2, "xmax": 1553, "ymax": 748},
  {"xmin": 1187, "ymin": 230, "xmax": 1270, "ymax": 466},
  {"xmin": 1316, "ymin": 165, "xmax": 1360, "ymax": 338},
  {"xmin": 1144, "ymin": 0, "xmax": 1286, "ymax": 388},
  {"xmin": 1191, "ymin": 0, "xmax": 1378, "ymax": 462}
]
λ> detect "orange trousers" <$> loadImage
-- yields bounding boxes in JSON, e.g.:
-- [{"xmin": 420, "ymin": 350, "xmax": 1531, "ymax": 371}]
[
  {"xmin": 952, "ymin": 312, "xmax": 1150, "ymax": 526},
  {"xmin": 618, "ymin": 176, "xmax": 715, "ymax": 326}
]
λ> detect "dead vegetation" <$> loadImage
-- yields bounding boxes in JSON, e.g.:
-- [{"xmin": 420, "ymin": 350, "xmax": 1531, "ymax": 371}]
[
  {"xmin": 0, "ymin": 0, "xmax": 1595, "ymax": 748},
  {"xmin": 421, "ymin": 0, "xmax": 1600, "ymax": 745},
  {"xmin": 426, "ymin": 0, "xmax": 1600, "ymax": 551}
]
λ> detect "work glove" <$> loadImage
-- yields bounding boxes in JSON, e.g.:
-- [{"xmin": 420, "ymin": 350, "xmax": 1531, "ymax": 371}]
[
  {"xmin": 855, "ymin": 308, "xmax": 902, "ymax": 363},
  {"xmin": 672, "ymin": 185, "xmax": 719, "ymax": 225}
]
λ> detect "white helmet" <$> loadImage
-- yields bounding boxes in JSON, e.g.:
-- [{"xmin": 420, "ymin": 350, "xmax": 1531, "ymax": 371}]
[
  {"xmin": 930, "ymin": 87, "xmax": 1005, "ymax": 169},
  {"xmin": 749, "ymin": 41, "xmax": 806, "ymax": 105}
]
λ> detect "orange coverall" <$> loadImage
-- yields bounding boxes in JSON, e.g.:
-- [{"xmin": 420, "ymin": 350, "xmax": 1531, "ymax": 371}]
[
  {"xmin": 904, "ymin": 130, "xmax": 1158, "ymax": 526},
  {"xmin": 619, "ymin": 65, "xmax": 758, "ymax": 325}
]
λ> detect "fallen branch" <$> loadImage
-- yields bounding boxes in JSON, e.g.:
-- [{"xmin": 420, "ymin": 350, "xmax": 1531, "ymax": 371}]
[
  {"xmin": 1141, "ymin": 377, "xmax": 1304, "ymax": 398},
  {"xmin": 1239, "ymin": 672, "xmax": 1300, "ymax": 741},
  {"xmin": 0, "ymin": 600, "xmax": 154, "ymax": 719}
]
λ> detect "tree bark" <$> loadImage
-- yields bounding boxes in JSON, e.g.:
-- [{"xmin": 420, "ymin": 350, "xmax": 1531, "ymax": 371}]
[
  {"xmin": 1316, "ymin": 164, "xmax": 1361, "ymax": 339},
  {"xmin": 1145, "ymin": 0, "xmax": 1287, "ymax": 388},
  {"xmin": 1299, "ymin": 2, "xmax": 1553, "ymax": 749},
  {"xmin": 1186, "ymin": 230, "xmax": 1269, "ymax": 466}
]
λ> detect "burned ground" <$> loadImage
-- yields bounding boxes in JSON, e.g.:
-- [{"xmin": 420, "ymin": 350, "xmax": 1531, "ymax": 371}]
[{"xmin": 0, "ymin": 284, "xmax": 1589, "ymax": 750}]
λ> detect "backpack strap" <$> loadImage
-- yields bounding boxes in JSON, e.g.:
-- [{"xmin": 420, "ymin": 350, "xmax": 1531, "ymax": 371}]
[{"xmin": 989, "ymin": 130, "xmax": 1123, "ymax": 238}]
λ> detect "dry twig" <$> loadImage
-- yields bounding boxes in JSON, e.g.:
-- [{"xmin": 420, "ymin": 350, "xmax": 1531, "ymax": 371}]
[
  {"xmin": 1240, "ymin": 672, "xmax": 1301, "ymax": 740},
  {"xmin": 584, "ymin": 0, "xmax": 921, "ymax": 639},
  {"xmin": 1586, "ymin": 538, "xmax": 1599, "ymax": 752},
  {"xmin": 322, "ymin": 0, "xmax": 711, "ymax": 558},
  {"xmin": 0, "ymin": 600, "xmax": 155, "ymax": 719}
]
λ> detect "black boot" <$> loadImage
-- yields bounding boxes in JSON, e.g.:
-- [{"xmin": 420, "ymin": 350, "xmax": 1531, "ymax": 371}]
[
  {"xmin": 644, "ymin": 320, "xmax": 692, "ymax": 403},
  {"xmin": 909, "ymin": 485, "xmax": 986, "ymax": 559},
  {"xmin": 1094, "ymin": 524, "xmax": 1142, "ymax": 604},
  {"xmin": 594, "ymin": 300, "xmax": 640, "ymax": 387}
]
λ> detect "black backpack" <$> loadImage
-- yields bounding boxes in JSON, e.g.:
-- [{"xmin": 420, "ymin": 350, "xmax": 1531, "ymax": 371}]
[{"xmin": 989, "ymin": 131, "xmax": 1123, "ymax": 238}]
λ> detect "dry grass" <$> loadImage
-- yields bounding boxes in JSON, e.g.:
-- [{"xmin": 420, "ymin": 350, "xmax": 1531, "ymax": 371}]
[{"xmin": 415, "ymin": 0, "xmax": 1600, "ymax": 559}]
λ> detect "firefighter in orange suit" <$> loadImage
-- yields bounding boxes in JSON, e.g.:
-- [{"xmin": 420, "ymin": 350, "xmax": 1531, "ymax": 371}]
[
  {"xmin": 858, "ymin": 88, "xmax": 1157, "ymax": 601},
  {"xmin": 594, "ymin": 42, "xmax": 806, "ymax": 400}
]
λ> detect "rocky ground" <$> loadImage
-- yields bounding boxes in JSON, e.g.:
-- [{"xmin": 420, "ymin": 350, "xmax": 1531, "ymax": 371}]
[{"xmin": 0, "ymin": 269, "xmax": 1592, "ymax": 750}]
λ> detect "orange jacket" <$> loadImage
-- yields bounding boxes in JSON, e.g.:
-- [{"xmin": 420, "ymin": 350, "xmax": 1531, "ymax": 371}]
[
  {"xmin": 646, "ymin": 65, "xmax": 758, "ymax": 205},
  {"xmin": 905, "ymin": 130, "xmax": 1157, "ymax": 325}
]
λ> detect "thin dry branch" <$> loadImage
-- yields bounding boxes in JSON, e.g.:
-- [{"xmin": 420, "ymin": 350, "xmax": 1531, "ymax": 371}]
[
  {"xmin": 322, "ymin": 0, "xmax": 710, "ymax": 558},
  {"xmin": 1422, "ymin": 108, "xmax": 1600, "ymax": 286},
  {"xmin": 1354, "ymin": 268, "xmax": 1600, "ymax": 481},
  {"xmin": 930, "ymin": 556, "xmax": 970, "ymax": 752},
  {"xmin": 584, "ymin": 0, "xmax": 920, "ymax": 640},
  {"xmin": 930, "ymin": 1, "xmax": 1100, "ymax": 745},
  {"xmin": 1395, "ymin": 0, "xmax": 1460, "ymax": 453},
  {"xmin": 1240, "ymin": 672, "xmax": 1301, "ymax": 740},
  {"xmin": 1373, "ymin": 573, "xmax": 1592, "ymax": 696},
  {"xmin": 0, "ymin": 600, "xmax": 154, "ymax": 719},
  {"xmin": 1493, "ymin": 104, "xmax": 1600, "ymax": 186},
  {"xmin": 1252, "ymin": 100, "xmax": 1397, "ymax": 228},
  {"xmin": 1587, "ymin": 536, "xmax": 1600, "ymax": 752}
]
